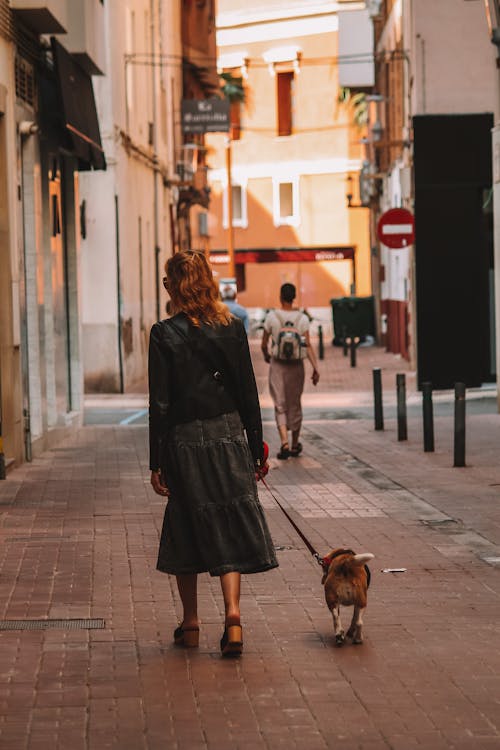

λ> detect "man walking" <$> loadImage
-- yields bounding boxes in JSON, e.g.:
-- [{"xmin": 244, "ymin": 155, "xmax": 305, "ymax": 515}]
[
  {"xmin": 222, "ymin": 286, "xmax": 249, "ymax": 333},
  {"xmin": 261, "ymin": 283, "xmax": 320, "ymax": 459}
]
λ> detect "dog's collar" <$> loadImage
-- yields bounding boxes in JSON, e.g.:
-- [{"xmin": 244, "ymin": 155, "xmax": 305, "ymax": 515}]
[{"xmin": 321, "ymin": 548, "xmax": 355, "ymax": 569}]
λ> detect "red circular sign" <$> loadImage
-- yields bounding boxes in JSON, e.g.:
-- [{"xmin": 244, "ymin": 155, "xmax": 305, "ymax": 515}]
[{"xmin": 377, "ymin": 208, "xmax": 415, "ymax": 249}]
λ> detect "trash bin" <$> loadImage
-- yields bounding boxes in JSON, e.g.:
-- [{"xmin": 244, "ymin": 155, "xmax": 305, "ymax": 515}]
[{"xmin": 330, "ymin": 296, "xmax": 375, "ymax": 345}]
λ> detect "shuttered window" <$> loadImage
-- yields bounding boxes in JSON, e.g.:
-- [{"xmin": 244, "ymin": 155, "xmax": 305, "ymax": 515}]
[
  {"xmin": 230, "ymin": 101, "xmax": 241, "ymax": 140},
  {"xmin": 277, "ymin": 71, "xmax": 293, "ymax": 136}
]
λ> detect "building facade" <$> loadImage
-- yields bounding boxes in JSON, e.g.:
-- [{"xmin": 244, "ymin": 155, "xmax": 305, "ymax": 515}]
[
  {"xmin": 202, "ymin": 0, "xmax": 373, "ymax": 312},
  {"xmin": 370, "ymin": 0, "xmax": 499, "ymax": 384},
  {"xmin": 80, "ymin": 0, "xmax": 218, "ymax": 393},
  {"xmin": 0, "ymin": 0, "xmax": 106, "ymax": 468}
]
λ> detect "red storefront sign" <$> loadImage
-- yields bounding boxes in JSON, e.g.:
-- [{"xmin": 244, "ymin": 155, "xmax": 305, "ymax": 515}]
[{"xmin": 209, "ymin": 247, "xmax": 355, "ymax": 265}]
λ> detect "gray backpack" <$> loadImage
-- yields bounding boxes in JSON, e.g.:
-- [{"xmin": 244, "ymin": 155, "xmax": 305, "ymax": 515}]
[{"xmin": 275, "ymin": 311, "xmax": 303, "ymax": 361}]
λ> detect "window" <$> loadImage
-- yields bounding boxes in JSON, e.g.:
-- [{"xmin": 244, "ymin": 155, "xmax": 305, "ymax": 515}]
[
  {"xmin": 223, "ymin": 183, "xmax": 248, "ymax": 228},
  {"xmin": 230, "ymin": 101, "xmax": 241, "ymax": 140},
  {"xmin": 273, "ymin": 178, "xmax": 299, "ymax": 227},
  {"xmin": 277, "ymin": 71, "xmax": 294, "ymax": 136}
]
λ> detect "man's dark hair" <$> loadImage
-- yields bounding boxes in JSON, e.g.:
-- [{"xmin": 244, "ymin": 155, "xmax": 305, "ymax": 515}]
[{"xmin": 280, "ymin": 283, "xmax": 296, "ymax": 303}]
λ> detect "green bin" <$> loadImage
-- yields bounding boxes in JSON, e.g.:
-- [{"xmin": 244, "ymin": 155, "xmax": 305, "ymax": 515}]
[{"xmin": 330, "ymin": 296, "xmax": 375, "ymax": 345}]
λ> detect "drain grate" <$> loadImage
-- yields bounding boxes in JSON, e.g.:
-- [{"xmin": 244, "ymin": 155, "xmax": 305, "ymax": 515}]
[{"xmin": 0, "ymin": 618, "xmax": 105, "ymax": 631}]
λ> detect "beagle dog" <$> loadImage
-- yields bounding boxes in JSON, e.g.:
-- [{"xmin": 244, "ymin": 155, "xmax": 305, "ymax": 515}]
[{"xmin": 321, "ymin": 548, "xmax": 374, "ymax": 646}]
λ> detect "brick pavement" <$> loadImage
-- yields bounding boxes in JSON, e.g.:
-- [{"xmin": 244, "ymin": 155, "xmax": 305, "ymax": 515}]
[{"xmin": 2, "ymin": 396, "xmax": 500, "ymax": 748}]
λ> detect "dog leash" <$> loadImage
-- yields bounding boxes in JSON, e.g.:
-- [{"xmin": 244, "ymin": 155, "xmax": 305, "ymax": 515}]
[{"xmin": 259, "ymin": 474, "xmax": 327, "ymax": 570}]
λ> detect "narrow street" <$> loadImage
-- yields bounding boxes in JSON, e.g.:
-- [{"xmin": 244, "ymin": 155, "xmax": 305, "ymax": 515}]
[{"xmin": 1, "ymin": 343, "xmax": 500, "ymax": 749}]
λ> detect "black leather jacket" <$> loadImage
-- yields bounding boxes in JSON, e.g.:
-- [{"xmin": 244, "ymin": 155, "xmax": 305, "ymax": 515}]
[{"xmin": 148, "ymin": 313, "xmax": 264, "ymax": 470}]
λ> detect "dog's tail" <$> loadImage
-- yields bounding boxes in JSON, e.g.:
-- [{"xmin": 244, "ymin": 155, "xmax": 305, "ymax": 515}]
[{"xmin": 352, "ymin": 553, "xmax": 374, "ymax": 566}]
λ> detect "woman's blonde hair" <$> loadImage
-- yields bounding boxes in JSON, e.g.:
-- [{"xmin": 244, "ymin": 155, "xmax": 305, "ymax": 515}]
[{"xmin": 165, "ymin": 251, "xmax": 232, "ymax": 327}]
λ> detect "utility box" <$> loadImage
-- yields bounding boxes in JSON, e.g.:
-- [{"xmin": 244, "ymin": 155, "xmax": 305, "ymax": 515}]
[{"xmin": 331, "ymin": 296, "xmax": 375, "ymax": 344}]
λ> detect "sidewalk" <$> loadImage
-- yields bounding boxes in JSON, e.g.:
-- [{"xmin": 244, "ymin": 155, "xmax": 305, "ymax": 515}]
[{"xmin": 2, "ymin": 401, "xmax": 500, "ymax": 747}]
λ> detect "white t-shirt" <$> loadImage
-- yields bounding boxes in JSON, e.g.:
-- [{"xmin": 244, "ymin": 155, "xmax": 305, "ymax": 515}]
[{"xmin": 264, "ymin": 309, "xmax": 310, "ymax": 360}]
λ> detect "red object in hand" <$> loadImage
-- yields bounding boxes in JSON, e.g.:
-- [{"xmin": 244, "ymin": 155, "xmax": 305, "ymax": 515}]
[
  {"xmin": 256, "ymin": 441, "xmax": 270, "ymax": 481},
  {"xmin": 262, "ymin": 441, "xmax": 269, "ymax": 463}
]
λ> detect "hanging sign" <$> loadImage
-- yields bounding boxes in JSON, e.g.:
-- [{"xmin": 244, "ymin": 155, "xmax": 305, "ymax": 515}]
[{"xmin": 181, "ymin": 99, "xmax": 230, "ymax": 133}]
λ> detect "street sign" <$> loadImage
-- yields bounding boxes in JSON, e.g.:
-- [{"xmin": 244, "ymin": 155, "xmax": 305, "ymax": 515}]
[
  {"xmin": 181, "ymin": 99, "xmax": 230, "ymax": 133},
  {"xmin": 377, "ymin": 208, "xmax": 415, "ymax": 248}
]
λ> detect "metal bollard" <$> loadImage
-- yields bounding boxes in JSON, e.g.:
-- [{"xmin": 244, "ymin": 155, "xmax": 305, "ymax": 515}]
[
  {"xmin": 396, "ymin": 373, "xmax": 407, "ymax": 441},
  {"xmin": 422, "ymin": 382, "xmax": 435, "ymax": 452},
  {"xmin": 318, "ymin": 325, "xmax": 324, "ymax": 360},
  {"xmin": 454, "ymin": 382, "xmax": 466, "ymax": 467},
  {"xmin": 373, "ymin": 368, "xmax": 384, "ymax": 430},
  {"xmin": 0, "ymin": 425, "xmax": 5, "ymax": 480},
  {"xmin": 350, "ymin": 337, "xmax": 357, "ymax": 368}
]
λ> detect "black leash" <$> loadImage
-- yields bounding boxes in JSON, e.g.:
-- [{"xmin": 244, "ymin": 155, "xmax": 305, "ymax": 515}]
[
  {"xmin": 260, "ymin": 475, "xmax": 326, "ymax": 569},
  {"xmin": 260, "ymin": 475, "xmax": 371, "ymax": 585}
]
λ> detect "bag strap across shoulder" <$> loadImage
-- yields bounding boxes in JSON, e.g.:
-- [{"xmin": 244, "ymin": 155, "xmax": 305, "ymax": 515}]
[
  {"xmin": 168, "ymin": 317, "xmax": 220, "ymax": 377},
  {"xmin": 274, "ymin": 309, "xmax": 302, "ymax": 328}
]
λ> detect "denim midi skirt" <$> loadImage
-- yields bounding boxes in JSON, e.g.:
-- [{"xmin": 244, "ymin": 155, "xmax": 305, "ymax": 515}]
[{"xmin": 157, "ymin": 412, "xmax": 278, "ymax": 577}]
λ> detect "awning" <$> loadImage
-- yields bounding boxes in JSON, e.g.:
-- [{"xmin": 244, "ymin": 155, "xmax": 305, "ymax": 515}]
[
  {"xmin": 51, "ymin": 38, "xmax": 106, "ymax": 171},
  {"xmin": 210, "ymin": 247, "xmax": 356, "ymax": 265}
]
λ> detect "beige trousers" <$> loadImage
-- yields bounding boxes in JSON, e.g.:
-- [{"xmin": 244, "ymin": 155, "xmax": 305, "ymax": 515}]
[{"xmin": 269, "ymin": 359, "xmax": 305, "ymax": 431}]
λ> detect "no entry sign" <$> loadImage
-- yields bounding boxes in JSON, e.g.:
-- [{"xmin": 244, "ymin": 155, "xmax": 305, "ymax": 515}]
[{"xmin": 377, "ymin": 208, "xmax": 415, "ymax": 249}]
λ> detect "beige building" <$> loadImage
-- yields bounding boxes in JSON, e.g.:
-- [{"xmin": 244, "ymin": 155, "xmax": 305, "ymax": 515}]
[
  {"xmin": 80, "ymin": 0, "xmax": 218, "ymax": 392},
  {"xmin": 202, "ymin": 0, "xmax": 373, "ymax": 313},
  {"xmin": 79, "ymin": 1, "xmax": 182, "ymax": 392},
  {"xmin": 0, "ymin": 0, "xmax": 106, "ymax": 468}
]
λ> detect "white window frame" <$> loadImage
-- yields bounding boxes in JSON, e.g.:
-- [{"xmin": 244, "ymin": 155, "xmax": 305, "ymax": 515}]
[
  {"xmin": 273, "ymin": 177, "xmax": 300, "ymax": 227},
  {"xmin": 222, "ymin": 180, "xmax": 248, "ymax": 229}
]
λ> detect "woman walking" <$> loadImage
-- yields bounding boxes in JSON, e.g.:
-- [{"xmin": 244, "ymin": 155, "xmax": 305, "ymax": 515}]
[{"xmin": 149, "ymin": 250, "xmax": 277, "ymax": 657}]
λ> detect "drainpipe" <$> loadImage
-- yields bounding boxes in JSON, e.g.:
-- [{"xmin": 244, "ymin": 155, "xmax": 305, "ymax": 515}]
[
  {"xmin": 151, "ymin": 0, "xmax": 160, "ymax": 321},
  {"xmin": 115, "ymin": 195, "xmax": 124, "ymax": 393}
]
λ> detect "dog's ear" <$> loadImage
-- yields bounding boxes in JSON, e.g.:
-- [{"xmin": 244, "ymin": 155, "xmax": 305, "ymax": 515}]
[
  {"xmin": 321, "ymin": 571, "xmax": 328, "ymax": 585},
  {"xmin": 352, "ymin": 553, "xmax": 374, "ymax": 566}
]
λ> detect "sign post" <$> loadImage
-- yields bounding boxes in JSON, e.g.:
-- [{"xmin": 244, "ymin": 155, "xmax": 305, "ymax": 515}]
[{"xmin": 377, "ymin": 208, "xmax": 415, "ymax": 248}]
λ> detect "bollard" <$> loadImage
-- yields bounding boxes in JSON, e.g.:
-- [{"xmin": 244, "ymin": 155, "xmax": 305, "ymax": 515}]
[
  {"xmin": 373, "ymin": 368, "xmax": 384, "ymax": 430},
  {"xmin": 350, "ymin": 337, "xmax": 357, "ymax": 368},
  {"xmin": 342, "ymin": 325, "xmax": 348, "ymax": 357},
  {"xmin": 396, "ymin": 373, "xmax": 407, "ymax": 441},
  {"xmin": 422, "ymin": 382, "xmax": 435, "ymax": 452},
  {"xmin": 454, "ymin": 382, "xmax": 466, "ymax": 467},
  {"xmin": 318, "ymin": 325, "xmax": 324, "ymax": 360},
  {"xmin": 0, "ymin": 425, "xmax": 5, "ymax": 480}
]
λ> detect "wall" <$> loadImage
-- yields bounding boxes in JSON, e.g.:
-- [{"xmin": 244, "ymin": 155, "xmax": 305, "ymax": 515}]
[
  {"xmin": 80, "ymin": 0, "xmax": 182, "ymax": 392},
  {"xmin": 0, "ymin": 40, "xmax": 24, "ymax": 465},
  {"xmin": 410, "ymin": 0, "xmax": 499, "ymax": 119}
]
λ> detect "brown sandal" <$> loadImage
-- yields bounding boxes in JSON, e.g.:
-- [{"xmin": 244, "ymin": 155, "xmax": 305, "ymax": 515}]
[
  {"xmin": 220, "ymin": 616, "xmax": 243, "ymax": 657},
  {"xmin": 174, "ymin": 624, "xmax": 200, "ymax": 648}
]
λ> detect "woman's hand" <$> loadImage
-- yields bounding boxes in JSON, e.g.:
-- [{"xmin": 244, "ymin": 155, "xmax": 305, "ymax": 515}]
[
  {"xmin": 311, "ymin": 369, "xmax": 320, "ymax": 386},
  {"xmin": 255, "ymin": 461, "xmax": 269, "ymax": 481},
  {"xmin": 151, "ymin": 469, "xmax": 170, "ymax": 496}
]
